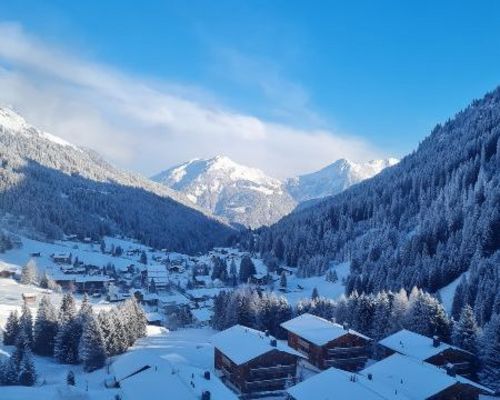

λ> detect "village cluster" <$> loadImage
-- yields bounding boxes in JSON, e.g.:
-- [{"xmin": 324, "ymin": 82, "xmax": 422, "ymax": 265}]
[{"xmin": 0, "ymin": 236, "xmax": 497, "ymax": 400}]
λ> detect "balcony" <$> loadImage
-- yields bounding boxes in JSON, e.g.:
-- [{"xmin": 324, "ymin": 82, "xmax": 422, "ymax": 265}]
[
  {"xmin": 249, "ymin": 364, "xmax": 295, "ymax": 376},
  {"xmin": 325, "ymin": 356, "xmax": 367, "ymax": 367},
  {"xmin": 327, "ymin": 346, "xmax": 366, "ymax": 356},
  {"xmin": 245, "ymin": 376, "xmax": 295, "ymax": 391}
]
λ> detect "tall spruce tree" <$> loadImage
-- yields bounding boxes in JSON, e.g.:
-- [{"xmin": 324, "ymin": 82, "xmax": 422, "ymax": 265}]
[
  {"xmin": 452, "ymin": 304, "xmax": 479, "ymax": 354},
  {"xmin": 33, "ymin": 295, "xmax": 58, "ymax": 356},
  {"xmin": 3, "ymin": 310, "xmax": 20, "ymax": 345},
  {"xmin": 79, "ymin": 314, "xmax": 106, "ymax": 372}
]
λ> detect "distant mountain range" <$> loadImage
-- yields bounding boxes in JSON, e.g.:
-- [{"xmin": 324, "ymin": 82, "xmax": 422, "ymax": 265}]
[
  {"xmin": 0, "ymin": 107, "xmax": 234, "ymax": 253},
  {"xmin": 152, "ymin": 156, "xmax": 398, "ymax": 228}
]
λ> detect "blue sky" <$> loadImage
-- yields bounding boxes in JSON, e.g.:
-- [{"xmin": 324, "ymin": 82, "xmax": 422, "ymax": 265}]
[{"xmin": 0, "ymin": 1, "xmax": 499, "ymax": 177}]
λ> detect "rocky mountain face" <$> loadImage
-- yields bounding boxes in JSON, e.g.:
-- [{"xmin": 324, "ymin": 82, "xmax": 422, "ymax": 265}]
[{"xmin": 152, "ymin": 156, "xmax": 296, "ymax": 228}]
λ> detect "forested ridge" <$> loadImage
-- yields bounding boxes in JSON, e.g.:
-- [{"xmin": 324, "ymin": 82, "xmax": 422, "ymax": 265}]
[{"xmin": 250, "ymin": 87, "xmax": 500, "ymax": 326}]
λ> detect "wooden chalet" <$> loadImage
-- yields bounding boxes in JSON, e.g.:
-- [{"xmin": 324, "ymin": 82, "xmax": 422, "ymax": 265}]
[
  {"xmin": 50, "ymin": 252, "xmax": 72, "ymax": 264},
  {"xmin": 280, "ymin": 313, "xmax": 371, "ymax": 371},
  {"xmin": 211, "ymin": 325, "xmax": 304, "ymax": 394},
  {"xmin": 145, "ymin": 265, "xmax": 169, "ymax": 289},
  {"xmin": 378, "ymin": 329, "xmax": 477, "ymax": 378},
  {"xmin": 361, "ymin": 353, "xmax": 494, "ymax": 400}
]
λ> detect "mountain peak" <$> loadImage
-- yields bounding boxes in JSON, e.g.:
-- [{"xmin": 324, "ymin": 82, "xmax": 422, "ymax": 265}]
[{"xmin": 0, "ymin": 105, "xmax": 79, "ymax": 150}]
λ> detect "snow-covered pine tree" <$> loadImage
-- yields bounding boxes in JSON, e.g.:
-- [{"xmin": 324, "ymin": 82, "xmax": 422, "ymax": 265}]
[
  {"xmin": 452, "ymin": 304, "xmax": 479, "ymax": 354},
  {"xmin": 67, "ymin": 370, "xmax": 76, "ymax": 386},
  {"xmin": 19, "ymin": 302, "xmax": 33, "ymax": 347},
  {"xmin": 18, "ymin": 347, "xmax": 37, "ymax": 386},
  {"xmin": 478, "ymin": 313, "xmax": 500, "ymax": 390},
  {"xmin": 3, "ymin": 310, "xmax": 20, "ymax": 345},
  {"xmin": 79, "ymin": 314, "xmax": 106, "ymax": 372},
  {"xmin": 20, "ymin": 259, "xmax": 38, "ymax": 286},
  {"xmin": 33, "ymin": 295, "xmax": 58, "ymax": 356},
  {"xmin": 311, "ymin": 287, "xmax": 319, "ymax": 300},
  {"xmin": 238, "ymin": 256, "xmax": 256, "ymax": 283},
  {"xmin": 280, "ymin": 271, "xmax": 287, "ymax": 288},
  {"xmin": 54, "ymin": 293, "xmax": 80, "ymax": 364}
]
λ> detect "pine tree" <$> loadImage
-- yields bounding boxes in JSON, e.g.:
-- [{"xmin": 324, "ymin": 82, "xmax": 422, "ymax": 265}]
[
  {"xmin": 3, "ymin": 310, "xmax": 20, "ymax": 345},
  {"xmin": 54, "ymin": 293, "xmax": 79, "ymax": 364},
  {"xmin": 33, "ymin": 295, "xmax": 58, "ymax": 356},
  {"xmin": 18, "ymin": 348, "xmax": 37, "ymax": 386},
  {"xmin": 20, "ymin": 259, "xmax": 38, "ymax": 286},
  {"xmin": 311, "ymin": 287, "xmax": 319, "ymax": 300},
  {"xmin": 19, "ymin": 302, "xmax": 33, "ymax": 347},
  {"xmin": 67, "ymin": 370, "xmax": 76, "ymax": 386},
  {"xmin": 140, "ymin": 251, "xmax": 148, "ymax": 265},
  {"xmin": 452, "ymin": 305, "xmax": 479, "ymax": 354},
  {"xmin": 280, "ymin": 271, "xmax": 287, "ymax": 288},
  {"xmin": 239, "ymin": 256, "xmax": 256, "ymax": 283},
  {"xmin": 478, "ymin": 313, "xmax": 500, "ymax": 390},
  {"xmin": 79, "ymin": 314, "xmax": 106, "ymax": 372}
]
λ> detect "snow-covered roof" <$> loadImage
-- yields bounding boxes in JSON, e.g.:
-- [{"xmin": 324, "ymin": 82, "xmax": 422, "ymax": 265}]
[
  {"xmin": 280, "ymin": 313, "xmax": 370, "ymax": 346},
  {"xmin": 211, "ymin": 325, "xmax": 304, "ymax": 366},
  {"xmin": 115, "ymin": 351, "xmax": 237, "ymax": 400},
  {"xmin": 362, "ymin": 354, "xmax": 494, "ymax": 398},
  {"xmin": 379, "ymin": 329, "xmax": 471, "ymax": 360},
  {"xmin": 145, "ymin": 312, "xmax": 163, "ymax": 323},
  {"xmin": 287, "ymin": 367, "xmax": 411, "ymax": 400}
]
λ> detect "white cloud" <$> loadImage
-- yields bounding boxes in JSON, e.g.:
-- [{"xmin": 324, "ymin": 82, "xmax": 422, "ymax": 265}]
[{"xmin": 0, "ymin": 22, "xmax": 384, "ymax": 178}]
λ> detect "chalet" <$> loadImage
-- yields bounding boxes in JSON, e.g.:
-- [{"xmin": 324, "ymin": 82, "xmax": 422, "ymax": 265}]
[
  {"xmin": 167, "ymin": 263, "xmax": 185, "ymax": 274},
  {"xmin": 145, "ymin": 312, "xmax": 163, "ymax": 326},
  {"xmin": 288, "ymin": 366, "xmax": 410, "ymax": 400},
  {"xmin": 0, "ymin": 265, "xmax": 16, "ymax": 278},
  {"xmin": 281, "ymin": 313, "xmax": 371, "ymax": 371},
  {"xmin": 51, "ymin": 252, "xmax": 72, "ymax": 264},
  {"xmin": 378, "ymin": 329, "xmax": 477, "ymax": 378},
  {"xmin": 22, "ymin": 292, "xmax": 37, "ymax": 305},
  {"xmin": 249, "ymin": 273, "xmax": 272, "ymax": 286},
  {"xmin": 362, "ymin": 353, "xmax": 494, "ymax": 400},
  {"xmin": 110, "ymin": 350, "xmax": 237, "ymax": 400},
  {"xmin": 52, "ymin": 274, "xmax": 113, "ymax": 293},
  {"xmin": 145, "ymin": 265, "xmax": 169, "ymax": 289},
  {"xmin": 211, "ymin": 325, "xmax": 305, "ymax": 394}
]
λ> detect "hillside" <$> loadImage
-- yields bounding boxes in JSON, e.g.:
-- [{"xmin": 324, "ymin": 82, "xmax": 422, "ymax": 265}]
[
  {"xmin": 0, "ymin": 107, "xmax": 234, "ymax": 253},
  {"xmin": 250, "ymin": 88, "xmax": 500, "ymax": 326}
]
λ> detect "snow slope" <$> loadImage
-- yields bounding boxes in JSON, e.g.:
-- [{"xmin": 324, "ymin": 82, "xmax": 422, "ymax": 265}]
[{"xmin": 285, "ymin": 158, "xmax": 399, "ymax": 203}]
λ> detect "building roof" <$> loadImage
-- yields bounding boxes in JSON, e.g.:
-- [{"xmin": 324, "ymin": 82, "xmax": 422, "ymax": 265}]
[
  {"xmin": 362, "ymin": 354, "xmax": 494, "ymax": 398},
  {"xmin": 211, "ymin": 325, "xmax": 304, "ymax": 366},
  {"xmin": 146, "ymin": 265, "xmax": 169, "ymax": 284},
  {"xmin": 280, "ymin": 313, "xmax": 370, "ymax": 346},
  {"xmin": 379, "ymin": 329, "xmax": 471, "ymax": 361},
  {"xmin": 288, "ymin": 367, "xmax": 411, "ymax": 400},
  {"xmin": 113, "ymin": 350, "xmax": 237, "ymax": 400}
]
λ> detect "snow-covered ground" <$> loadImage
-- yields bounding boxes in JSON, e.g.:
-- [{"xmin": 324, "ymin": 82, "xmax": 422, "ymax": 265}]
[{"xmin": 438, "ymin": 271, "xmax": 467, "ymax": 313}]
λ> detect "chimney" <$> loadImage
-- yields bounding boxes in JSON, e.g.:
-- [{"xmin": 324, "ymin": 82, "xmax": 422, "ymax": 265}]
[
  {"xmin": 270, "ymin": 339, "xmax": 277, "ymax": 347},
  {"xmin": 367, "ymin": 373, "xmax": 373, "ymax": 381},
  {"xmin": 265, "ymin": 330, "xmax": 270, "ymax": 337},
  {"xmin": 201, "ymin": 391, "xmax": 211, "ymax": 400},
  {"xmin": 204, "ymin": 371, "xmax": 211, "ymax": 380},
  {"xmin": 343, "ymin": 322, "xmax": 349, "ymax": 331},
  {"xmin": 432, "ymin": 336, "xmax": 440, "ymax": 348},
  {"xmin": 445, "ymin": 363, "xmax": 456, "ymax": 377}
]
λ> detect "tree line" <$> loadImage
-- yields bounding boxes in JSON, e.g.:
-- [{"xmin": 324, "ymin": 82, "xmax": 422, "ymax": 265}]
[{"xmin": 0, "ymin": 294, "xmax": 147, "ymax": 386}]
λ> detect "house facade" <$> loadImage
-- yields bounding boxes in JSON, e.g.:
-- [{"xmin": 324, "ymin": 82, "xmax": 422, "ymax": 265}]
[
  {"xmin": 378, "ymin": 330, "xmax": 477, "ymax": 378},
  {"xmin": 212, "ymin": 325, "xmax": 304, "ymax": 394},
  {"xmin": 281, "ymin": 313, "xmax": 371, "ymax": 371}
]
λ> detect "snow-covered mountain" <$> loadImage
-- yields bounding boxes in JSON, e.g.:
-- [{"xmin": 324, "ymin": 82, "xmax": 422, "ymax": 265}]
[
  {"xmin": 152, "ymin": 156, "xmax": 296, "ymax": 228},
  {"xmin": 153, "ymin": 156, "xmax": 397, "ymax": 228},
  {"xmin": 285, "ymin": 158, "xmax": 399, "ymax": 203},
  {"xmin": 0, "ymin": 106, "xmax": 234, "ymax": 253}
]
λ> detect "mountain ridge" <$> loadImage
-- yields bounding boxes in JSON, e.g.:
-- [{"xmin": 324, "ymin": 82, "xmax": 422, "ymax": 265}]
[{"xmin": 152, "ymin": 155, "xmax": 398, "ymax": 227}]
